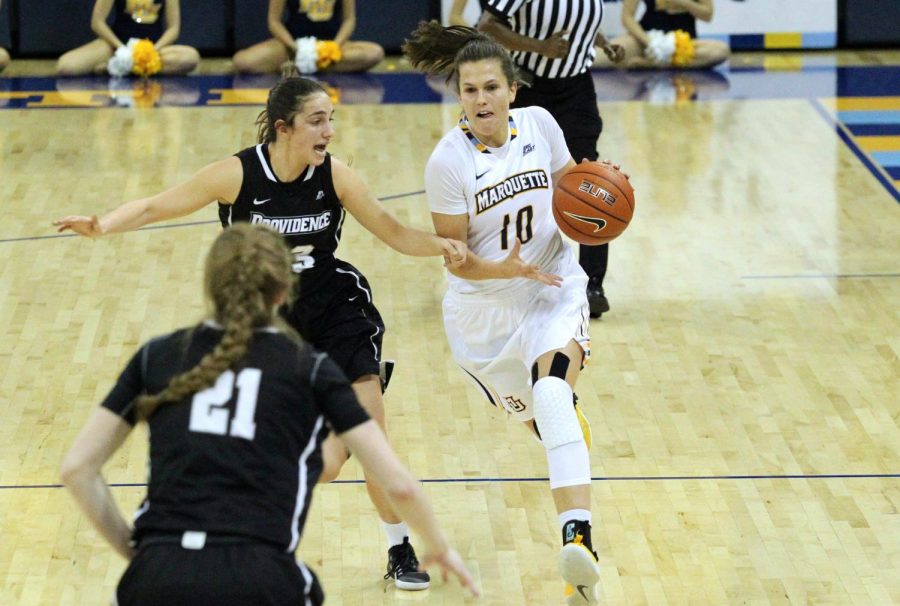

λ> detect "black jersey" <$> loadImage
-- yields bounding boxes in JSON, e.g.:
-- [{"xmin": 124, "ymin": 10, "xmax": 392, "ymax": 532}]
[
  {"xmin": 285, "ymin": 0, "xmax": 342, "ymax": 40},
  {"xmin": 219, "ymin": 145, "xmax": 385, "ymax": 381},
  {"xmin": 101, "ymin": 323, "xmax": 370, "ymax": 552},
  {"xmin": 221, "ymin": 145, "xmax": 349, "ymax": 293},
  {"xmin": 639, "ymin": 0, "xmax": 697, "ymax": 37},
  {"xmin": 112, "ymin": 0, "xmax": 166, "ymax": 42}
]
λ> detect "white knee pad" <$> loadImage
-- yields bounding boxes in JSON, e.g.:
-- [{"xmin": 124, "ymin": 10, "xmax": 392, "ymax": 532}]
[{"xmin": 533, "ymin": 377, "xmax": 581, "ymax": 450}]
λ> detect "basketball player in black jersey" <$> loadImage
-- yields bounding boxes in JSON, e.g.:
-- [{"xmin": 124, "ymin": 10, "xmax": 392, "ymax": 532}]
[
  {"xmin": 232, "ymin": 0, "xmax": 384, "ymax": 74},
  {"xmin": 54, "ymin": 76, "xmax": 467, "ymax": 590},
  {"xmin": 593, "ymin": 0, "xmax": 729, "ymax": 69},
  {"xmin": 56, "ymin": 0, "xmax": 199, "ymax": 76},
  {"xmin": 60, "ymin": 224, "xmax": 478, "ymax": 605}
]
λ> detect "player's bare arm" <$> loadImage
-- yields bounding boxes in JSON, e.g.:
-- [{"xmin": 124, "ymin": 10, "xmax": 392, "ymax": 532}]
[
  {"xmin": 432, "ymin": 212, "xmax": 562, "ymax": 286},
  {"xmin": 53, "ymin": 157, "xmax": 243, "ymax": 237},
  {"xmin": 331, "ymin": 158, "xmax": 467, "ymax": 264},
  {"xmin": 339, "ymin": 420, "xmax": 480, "ymax": 597},
  {"xmin": 60, "ymin": 408, "xmax": 135, "ymax": 560}
]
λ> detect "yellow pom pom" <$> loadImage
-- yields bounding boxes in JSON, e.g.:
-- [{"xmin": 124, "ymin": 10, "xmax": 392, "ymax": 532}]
[
  {"xmin": 132, "ymin": 39, "xmax": 162, "ymax": 78},
  {"xmin": 672, "ymin": 30, "xmax": 695, "ymax": 67},
  {"xmin": 316, "ymin": 40, "xmax": 342, "ymax": 70}
]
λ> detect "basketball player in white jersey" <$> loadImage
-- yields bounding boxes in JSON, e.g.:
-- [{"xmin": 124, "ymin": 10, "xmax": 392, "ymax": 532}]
[{"xmin": 405, "ymin": 22, "xmax": 628, "ymax": 605}]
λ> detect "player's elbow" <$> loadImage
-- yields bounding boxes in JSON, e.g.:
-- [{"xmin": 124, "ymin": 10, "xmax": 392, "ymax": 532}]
[{"xmin": 59, "ymin": 452, "xmax": 89, "ymax": 487}]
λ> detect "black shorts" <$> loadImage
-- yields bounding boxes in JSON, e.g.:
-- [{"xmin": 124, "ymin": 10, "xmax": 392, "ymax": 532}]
[
  {"xmin": 284, "ymin": 260, "xmax": 385, "ymax": 382},
  {"xmin": 512, "ymin": 71, "xmax": 602, "ymax": 163},
  {"xmin": 117, "ymin": 542, "xmax": 324, "ymax": 606}
]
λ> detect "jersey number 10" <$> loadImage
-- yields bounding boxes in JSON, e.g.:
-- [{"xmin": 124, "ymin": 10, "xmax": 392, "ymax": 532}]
[
  {"xmin": 189, "ymin": 368, "xmax": 262, "ymax": 440},
  {"xmin": 500, "ymin": 205, "xmax": 534, "ymax": 249}
]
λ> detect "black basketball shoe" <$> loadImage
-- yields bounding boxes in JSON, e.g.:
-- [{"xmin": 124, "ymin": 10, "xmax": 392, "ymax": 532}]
[{"xmin": 384, "ymin": 537, "xmax": 430, "ymax": 590}]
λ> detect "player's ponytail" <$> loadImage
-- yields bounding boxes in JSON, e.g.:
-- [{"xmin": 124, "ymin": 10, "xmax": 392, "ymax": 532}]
[
  {"xmin": 255, "ymin": 75, "xmax": 329, "ymax": 144},
  {"xmin": 403, "ymin": 20, "xmax": 525, "ymax": 89},
  {"xmin": 135, "ymin": 225, "xmax": 296, "ymax": 420}
]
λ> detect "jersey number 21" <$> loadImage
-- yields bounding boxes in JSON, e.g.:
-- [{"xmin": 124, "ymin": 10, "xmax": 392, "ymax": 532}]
[{"xmin": 189, "ymin": 368, "xmax": 262, "ymax": 440}]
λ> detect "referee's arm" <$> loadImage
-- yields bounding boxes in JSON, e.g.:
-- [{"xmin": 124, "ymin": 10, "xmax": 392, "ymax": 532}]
[{"xmin": 477, "ymin": 11, "xmax": 569, "ymax": 59}]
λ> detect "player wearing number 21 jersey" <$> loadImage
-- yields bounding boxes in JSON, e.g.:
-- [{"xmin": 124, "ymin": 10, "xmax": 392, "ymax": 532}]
[{"xmin": 52, "ymin": 75, "xmax": 467, "ymax": 590}]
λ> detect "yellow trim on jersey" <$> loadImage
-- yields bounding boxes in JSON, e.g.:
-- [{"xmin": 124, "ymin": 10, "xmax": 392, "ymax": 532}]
[{"xmin": 458, "ymin": 114, "xmax": 518, "ymax": 154}]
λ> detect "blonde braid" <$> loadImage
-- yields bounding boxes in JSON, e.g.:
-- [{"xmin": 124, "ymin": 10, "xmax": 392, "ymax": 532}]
[{"xmin": 136, "ymin": 225, "xmax": 294, "ymax": 419}]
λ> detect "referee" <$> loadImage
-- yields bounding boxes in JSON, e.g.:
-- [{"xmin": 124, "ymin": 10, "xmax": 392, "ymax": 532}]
[{"xmin": 477, "ymin": 0, "xmax": 623, "ymax": 318}]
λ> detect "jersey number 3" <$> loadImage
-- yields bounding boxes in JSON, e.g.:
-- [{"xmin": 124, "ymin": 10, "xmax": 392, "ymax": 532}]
[{"xmin": 189, "ymin": 368, "xmax": 262, "ymax": 440}]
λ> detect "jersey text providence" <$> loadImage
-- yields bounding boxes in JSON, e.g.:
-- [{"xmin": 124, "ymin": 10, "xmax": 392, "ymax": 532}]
[{"xmin": 250, "ymin": 210, "xmax": 333, "ymax": 234}]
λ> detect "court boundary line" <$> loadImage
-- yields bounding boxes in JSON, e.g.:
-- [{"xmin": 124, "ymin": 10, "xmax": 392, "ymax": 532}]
[
  {"xmin": 808, "ymin": 97, "xmax": 900, "ymax": 204},
  {"xmin": 0, "ymin": 190, "xmax": 425, "ymax": 245},
  {"xmin": 3, "ymin": 472, "xmax": 897, "ymax": 490}
]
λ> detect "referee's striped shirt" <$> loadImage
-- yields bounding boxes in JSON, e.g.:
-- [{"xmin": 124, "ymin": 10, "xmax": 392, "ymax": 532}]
[{"xmin": 483, "ymin": 0, "xmax": 604, "ymax": 79}]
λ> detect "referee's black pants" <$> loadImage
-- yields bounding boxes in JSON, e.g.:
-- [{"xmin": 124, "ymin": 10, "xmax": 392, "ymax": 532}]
[
  {"xmin": 117, "ymin": 542, "xmax": 324, "ymax": 605},
  {"xmin": 512, "ymin": 71, "xmax": 609, "ymax": 285}
]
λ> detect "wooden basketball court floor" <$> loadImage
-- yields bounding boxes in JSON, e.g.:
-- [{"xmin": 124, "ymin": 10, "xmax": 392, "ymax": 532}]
[{"xmin": 1, "ymin": 52, "xmax": 898, "ymax": 605}]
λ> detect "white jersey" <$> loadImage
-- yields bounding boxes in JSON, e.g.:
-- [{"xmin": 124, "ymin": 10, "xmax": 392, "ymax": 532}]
[{"xmin": 426, "ymin": 106, "xmax": 572, "ymax": 295}]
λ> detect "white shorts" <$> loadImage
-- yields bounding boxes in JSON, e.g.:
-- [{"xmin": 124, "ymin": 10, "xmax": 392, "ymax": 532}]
[{"xmin": 442, "ymin": 247, "xmax": 591, "ymax": 422}]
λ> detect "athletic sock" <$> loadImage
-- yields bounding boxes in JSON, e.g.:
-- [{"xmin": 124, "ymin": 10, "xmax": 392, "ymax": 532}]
[{"xmin": 382, "ymin": 521, "xmax": 409, "ymax": 549}]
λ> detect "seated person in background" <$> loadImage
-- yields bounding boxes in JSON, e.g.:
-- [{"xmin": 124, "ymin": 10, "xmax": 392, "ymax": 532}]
[
  {"xmin": 233, "ymin": 0, "xmax": 384, "ymax": 74},
  {"xmin": 0, "ymin": 0, "xmax": 9, "ymax": 73},
  {"xmin": 56, "ymin": 0, "xmax": 200, "ymax": 76},
  {"xmin": 594, "ymin": 0, "xmax": 729, "ymax": 69}
]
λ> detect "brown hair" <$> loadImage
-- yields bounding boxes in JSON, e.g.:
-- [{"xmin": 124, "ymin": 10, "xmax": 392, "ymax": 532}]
[
  {"xmin": 255, "ymin": 67, "xmax": 329, "ymax": 144},
  {"xmin": 402, "ymin": 20, "xmax": 526, "ymax": 90},
  {"xmin": 136, "ymin": 224, "xmax": 295, "ymax": 419}
]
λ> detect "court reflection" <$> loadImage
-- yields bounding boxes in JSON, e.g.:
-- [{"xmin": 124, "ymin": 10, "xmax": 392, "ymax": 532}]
[
  {"xmin": 53, "ymin": 76, "xmax": 202, "ymax": 107},
  {"xmin": 592, "ymin": 69, "xmax": 731, "ymax": 103},
  {"xmin": 231, "ymin": 72, "xmax": 386, "ymax": 105}
]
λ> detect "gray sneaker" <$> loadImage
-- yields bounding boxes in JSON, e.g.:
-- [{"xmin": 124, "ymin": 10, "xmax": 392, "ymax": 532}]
[{"xmin": 384, "ymin": 537, "xmax": 430, "ymax": 591}]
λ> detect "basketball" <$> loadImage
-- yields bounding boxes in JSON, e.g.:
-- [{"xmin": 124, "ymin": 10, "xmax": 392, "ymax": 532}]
[{"xmin": 552, "ymin": 162, "xmax": 635, "ymax": 246}]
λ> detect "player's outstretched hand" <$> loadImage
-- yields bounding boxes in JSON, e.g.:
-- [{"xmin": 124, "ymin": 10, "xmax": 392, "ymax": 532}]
[
  {"xmin": 53, "ymin": 215, "xmax": 102, "ymax": 238},
  {"xmin": 419, "ymin": 547, "xmax": 481, "ymax": 598},
  {"xmin": 441, "ymin": 238, "xmax": 468, "ymax": 268},
  {"xmin": 503, "ymin": 239, "xmax": 562, "ymax": 287}
]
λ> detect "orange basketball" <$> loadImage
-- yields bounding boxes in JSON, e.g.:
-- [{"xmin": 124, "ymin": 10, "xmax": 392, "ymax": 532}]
[{"xmin": 552, "ymin": 162, "xmax": 635, "ymax": 246}]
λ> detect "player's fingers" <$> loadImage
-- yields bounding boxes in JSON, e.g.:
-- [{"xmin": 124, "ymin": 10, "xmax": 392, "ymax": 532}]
[
  {"xmin": 544, "ymin": 273, "xmax": 563, "ymax": 287},
  {"xmin": 453, "ymin": 567, "xmax": 480, "ymax": 597},
  {"xmin": 451, "ymin": 240, "xmax": 467, "ymax": 259}
]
